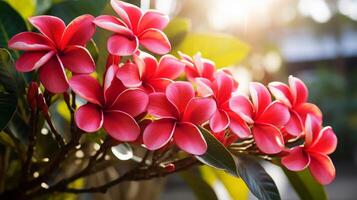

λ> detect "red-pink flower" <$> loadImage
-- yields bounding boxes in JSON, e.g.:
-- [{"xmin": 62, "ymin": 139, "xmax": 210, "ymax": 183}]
[
  {"xmin": 143, "ymin": 81, "xmax": 216, "ymax": 155},
  {"xmin": 69, "ymin": 65, "xmax": 148, "ymax": 142},
  {"xmin": 196, "ymin": 71, "xmax": 250, "ymax": 138},
  {"xmin": 94, "ymin": 0, "xmax": 171, "ymax": 56},
  {"xmin": 8, "ymin": 15, "xmax": 96, "ymax": 93},
  {"xmin": 281, "ymin": 115, "xmax": 337, "ymax": 185},
  {"xmin": 268, "ymin": 76, "xmax": 322, "ymax": 137},
  {"xmin": 179, "ymin": 52, "xmax": 216, "ymax": 82},
  {"xmin": 116, "ymin": 52, "xmax": 184, "ymax": 92},
  {"xmin": 229, "ymin": 83, "xmax": 290, "ymax": 154}
]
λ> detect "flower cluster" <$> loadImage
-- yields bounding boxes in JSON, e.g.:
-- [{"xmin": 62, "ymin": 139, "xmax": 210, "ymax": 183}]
[{"xmin": 8, "ymin": 0, "xmax": 337, "ymax": 185}]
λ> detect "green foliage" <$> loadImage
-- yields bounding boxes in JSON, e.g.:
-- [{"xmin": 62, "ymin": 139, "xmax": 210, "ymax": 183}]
[
  {"xmin": 164, "ymin": 17, "xmax": 191, "ymax": 49},
  {"xmin": 5, "ymin": 0, "xmax": 36, "ymax": 20}
]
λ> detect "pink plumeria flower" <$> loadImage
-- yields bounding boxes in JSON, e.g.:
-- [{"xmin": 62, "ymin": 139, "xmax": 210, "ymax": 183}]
[
  {"xmin": 94, "ymin": 0, "xmax": 171, "ymax": 56},
  {"xmin": 143, "ymin": 81, "xmax": 216, "ymax": 155},
  {"xmin": 8, "ymin": 15, "xmax": 96, "ymax": 93},
  {"xmin": 116, "ymin": 52, "xmax": 184, "ymax": 92},
  {"xmin": 268, "ymin": 75, "xmax": 323, "ymax": 137},
  {"xmin": 179, "ymin": 52, "xmax": 216, "ymax": 82},
  {"xmin": 196, "ymin": 71, "xmax": 250, "ymax": 138},
  {"xmin": 229, "ymin": 83, "xmax": 290, "ymax": 154},
  {"xmin": 69, "ymin": 65, "xmax": 148, "ymax": 142},
  {"xmin": 281, "ymin": 115, "xmax": 337, "ymax": 185}
]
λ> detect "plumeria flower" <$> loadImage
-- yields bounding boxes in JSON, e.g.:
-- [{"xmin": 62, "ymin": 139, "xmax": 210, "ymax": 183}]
[
  {"xmin": 179, "ymin": 52, "xmax": 216, "ymax": 82},
  {"xmin": 69, "ymin": 65, "xmax": 148, "ymax": 142},
  {"xmin": 143, "ymin": 81, "xmax": 216, "ymax": 155},
  {"xmin": 196, "ymin": 71, "xmax": 250, "ymax": 138},
  {"xmin": 229, "ymin": 83, "xmax": 290, "ymax": 154},
  {"xmin": 268, "ymin": 76, "xmax": 322, "ymax": 137},
  {"xmin": 281, "ymin": 115, "xmax": 337, "ymax": 185},
  {"xmin": 94, "ymin": 0, "xmax": 171, "ymax": 56},
  {"xmin": 8, "ymin": 15, "xmax": 96, "ymax": 93},
  {"xmin": 211, "ymin": 129, "xmax": 238, "ymax": 147},
  {"xmin": 116, "ymin": 52, "xmax": 184, "ymax": 92}
]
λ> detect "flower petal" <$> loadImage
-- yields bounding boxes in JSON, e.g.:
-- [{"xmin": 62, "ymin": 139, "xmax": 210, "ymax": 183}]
[
  {"xmin": 116, "ymin": 61, "xmax": 142, "ymax": 87},
  {"xmin": 103, "ymin": 110, "xmax": 140, "ymax": 141},
  {"xmin": 155, "ymin": 55, "xmax": 184, "ymax": 79},
  {"xmin": 249, "ymin": 82, "xmax": 271, "ymax": 116},
  {"xmin": 229, "ymin": 94, "xmax": 254, "ymax": 124},
  {"xmin": 166, "ymin": 81, "xmax": 194, "ymax": 114},
  {"xmin": 174, "ymin": 122, "xmax": 207, "ymax": 155},
  {"xmin": 139, "ymin": 29, "xmax": 171, "ymax": 55},
  {"xmin": 148, "ymin": 78, "xmax": 172, "ymax": 92},
  {"xmin": 75, "ymin": 103, "xmax": 103, "ymax": 132},
  {"xmin": 110, "ymin": 0, "xmax": 142, "ymax": 30},
  {"xmin": 137, "ymin": 10, "xmax": 169, "ymax": 34},
  {"xmin": 309, "ymin": 153, "xmax": 336, "ymax": 185},
  {"xmin": 257, "ymin": 101, "xmax": 290, "ymax": 127},
  {"xmin": 228, "ymin": 112, "xmax": 251, "ymax": 138},
  {"xmin": 93, "ymin": 15, "xmax": 132, "ymax": 35},
  {"xmin": 15, "ymin": 51, "xmax": 55, "ymax": 72},
  {"xmin": 268, "ymin": 81, "xmax": 293, "ymax": 107},
  {"xmin": 109, "ymin": 89, "xmax": 148, "ymax": 117},
  {"xmin": 295, "ymin": 102, "xmax": 323, "ymax": 124},
  {"xmin": 289, "ymin": 75, "xmax": 308, "ymax": 106},
  {"xmin": 304, "ymin": 114, "xmax": 322, "ymax": 148},
  {"xmin": 29, "ymin": 15, "xmax": 65, "ymax": 47},
  {"xmin": 60, "ymin": 45, "xmax": 95, "ymax": 74},
  {"xmin": 285, "ymin": 110, "xmax": 304, "ymax": 137},
  {"xmin": 209, "ymin": 109, "xmax": 230, "ymax": 133},
  {"xmin": 143, "ymin": 118, "xmax": 175, "ymax": 150},
  {"xmin": 195, "ymin": 78, "xmax": 214, "ymax": 97},
  {"xmin": 108, "ymin": 34, "xmax": 138, "ymax": 56},
  {"xmin": 69, "ymin": 75, "xmax": 103, "ymax": 105},
  {"xmin": 8, "ymin": 32, "xmax": 53, "ymax": 51},
  {"xmin": 182, "ymin": 97, "xmax": 216, "ymax": 125},
  {"xmin": 309, "ymin": 126, "xmax": 337, "ymax": 155},
  {"xmin": 281, "ymin": 147, "xmax": 310, "ymax": 171},
  {"xmin": 61, "ymin": 14, "xmax": 95, "ymax": 48},
  {"xmin": 38, "ymin": 56, "xmax": 69, "ymax": 93},
  {"xmin": 253, "ymin": 123, "xmax": 285, "ymax": 154},
  {"xmin": 135, "ymin": 51, "xmax": 158, "ymax": 80},
  {"xmin": 148, "ymin": 93, "xmax": 179, "ymax": 119},
  {"xmin": 213, "ymin": 71, "xmax": 234, "ymax": 104}
]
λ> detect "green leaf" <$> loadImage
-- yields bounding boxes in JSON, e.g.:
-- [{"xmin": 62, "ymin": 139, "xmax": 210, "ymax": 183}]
[
  {"xmin": 0, "ymin": 131, "xmax": 15, "ymax": 148},
  {"xmin": 236, "ymin": 155, "xmax": 281, "ymax": 200},
  {"xmin": 176, "ymin": 33, "xmax": 250, "ymax": 67},
  {"xmin": 180, "ymin": 169, "xmax": 218, "ymax": 200},
  {"xmin": 0, "ymin": 1, "xmax": 28, "ymax": 48},
  {"xmin": 87, "ymin": 39, "xmax": 99, "ymax": 64},
  {"xmin": 5, "ymin": 0, "xmax": 36, "ymax": 20},
  {"xmin": 164, "ymin": 17, "xmax": 191, "ymax": 48},
  {"xmin": 282, "ymin": 167, "xmax": 327, "ymax": 200},
  {"xmin": 196, "ymin": 127, "xmax": 238, "ymax": 176}
]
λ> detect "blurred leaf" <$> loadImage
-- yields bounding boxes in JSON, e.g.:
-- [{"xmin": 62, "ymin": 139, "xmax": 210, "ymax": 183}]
[
  {"xmin": 164, "ymin": 17, "xmax": 191, "ymax": 48},
  {"xmin": 176, "ymin": 33, "xmax": 250, "ymax": 67},
  {"xmin": 87, "ymin": 39, "xmax": 99, "ymax": 64},
  {"xmin": 282, "ymin": 167, "xmax": 327, "ymax": 200},
  {"xmin": 236, "ymin": 155, "xmax": 280, "ymax": 200},
  {"xmin": 111, "ymin": 143, "xmax": 133, "ymax": 161},
  {"xmin": 5, "ymin": 0, "xmax": 36, "ymax": 19},
  {"xmin": 0, "ymin": 1, "xmax": 28, "ymax": 48},
  {"xmin": 0, "ymin": 131, "xmax": 15, "ymax": 148},
  {"xmin": 196, "ymin": 127, "xmax": 238, "ymax": 176},
  {"xmin": 0, "ymin": 93, "xmax": 17, "ymax": 131},
  {"xmin": 56, "ymin": 100, "xmax": 71, "ymax": 121},
  {"xmin": 36, "ymin": 0, "xmax": 52, "ymax": 15},
  {"xmin": 181, "ymin": 170, "xmax": 218, "ymax": 200}
]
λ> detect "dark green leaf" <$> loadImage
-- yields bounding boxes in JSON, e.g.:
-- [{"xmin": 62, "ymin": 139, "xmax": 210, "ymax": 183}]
[
  {"xmin": 236, "ymin": 155, "xmax": 281, "ymax": 200},
  {"xmin": 0, "ymin": 1, "xmax": 27, "ymax": 48},
  {"xmin": 180, "ymin": 169, "xmax": 218, "ymax": 200},
  {"xmin": 0, "ymin": 93, "xmax": 17, "ymax": 131},
  {"xmin": 282, "ymin": 167, "xmax": 327, "ymax": 200},
  {"xmin": 0, "ymin": 131, "xmax": 15, "ymax": 148},
  {"xmin": 196, "ymin": 127, "xmax": 238, "ymax": 176}
]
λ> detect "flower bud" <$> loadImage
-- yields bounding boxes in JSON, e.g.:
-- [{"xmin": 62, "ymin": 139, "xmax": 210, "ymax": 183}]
[
  {"xmin": 27, "ymin": 82, "xmax": 39, "ymax": 111},
  {"xmin": 164, "ymin": 163, "xmax": 175, "ymax": 173},
  {"xmin": 37, "ymin": 94, "xmax": 49, "ymax": 116}
]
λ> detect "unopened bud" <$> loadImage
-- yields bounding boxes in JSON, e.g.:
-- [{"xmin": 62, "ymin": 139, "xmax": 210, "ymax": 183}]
[
  {"xmin": 37, "ymin": 94, "xmax": 49, "ymax": 116},
  {"xmin": 27, "ymin": 82, "xmax": 39, "ymax": 111},
  {"xmin": 164, "ymin": 163, "xmax": 175, "ymax": 173}
]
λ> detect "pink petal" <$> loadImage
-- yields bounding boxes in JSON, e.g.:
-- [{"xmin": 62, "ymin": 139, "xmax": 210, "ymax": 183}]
[
  {"xmin": 75, "ymin": 103, "xmax": 103, "ymax": 132},
  {"xmin": 228, "ymin": 112, "xmax": 251, "ymax": 138},
  {"xmin": 109, "ymin": 89, "xmax": 148, "ymax": 117},
  {"xmin": 60, "ymin": 45, "xmax": 95, "ymax": 74},
  {"xmin": 148, "ymin": 78, "xmax": 172, "ymax": 92},
  {"xmin": 29, "ymin": 15, "xmax": 65, "ymax": 47},
  {"xmin": 201, "ymin": 59, "xmax": 216, "ymax": 81},
  {"xmin": 281, "ymin": 147, "xmax": 310, "ymax": 171},
  {"xmin": 93, "ymin": 15, "xmax": 132, "ymax": 35},
  {"xmin": 309, "ymin": 126, "xmax": 337, "ymax": 155},
  {"xmin": 116, "ymin": 61, "xmax": 142, "ymax": 87},
  {"xmin": 174, "ymin": 122, "xmax": 207, "ymax": 155},
  {"xmin": 284, "ymin": 110, "xmax": 303, "ymax": 137},
  {"xmin": 268, "ymin": 81, "xmax": 293, "ymax": 107},
  {"xmin": 249, "ymin": 82, "xmax": 271, "ymax": 116},
  {"xmin": 69, "ymin": 75, "xmax": 103, "ymax": 105},
  {"xmin": 137, "ymin": 10, "xmax": 169, "ymax": 34},
  {"xmin": 61, "ymin": 14, "xmax": 95, "ymax": 48},
  {"xmin": 257, "ymin": 101, "xmax": 290, "ymax": 128},
  {"xmin": 135, "ymin": 51, "xmax": 158, "ymax": 80},
  {"xmin": 209, "ymin": 109, "xmax": 230, "ymax": 133},
  {"xmin": 155, "ymin": 55, "xmax": 184, "ymax": 79},
  {"xmin": 103, "ymin": 111, "xmax": 140, "ymax": 141},
  {"xmin": 8, "ymin": 32, "xmax": 53, "ymax": 51},
  {"xmin": 108, "ymin": 34, "xmax": 138, "ymax": 56},
  {"xmin": 213, "ymin": 71, "xmax": 234, "ymax": 104},
  {"xmin": 309, "ymin": 153, "xmax": 336, "ymax": 185},
  {"xmin": 195, "ymin": 78, "xmax": 214, "ymax": 97},
  {"xmin": 110, "ymin": 0, "xmax": 142, "ymax": 30},
  {"xmin": 103, "ymin": 65, "xmax": 126, "ymax": 106},
  {"xmin": 139, "ymin": 29, "xmax": 171, "ymax": 55},
  {"xmin": 38, "ymin": 56, "xmax": 69, "ymax": 93},
  {"xmin": 289, "ymin": 75, "xmax": 308, "ymax": 106},
  {"xmin": 253, "ymin": 123, "xmax": 285, "ymax": 154},
  {"xmin": 15, "ymin": 51, "xmax": 55, "ymax": 72},
  {"xmin": 304, "ymin": 114, "xmax": 322, "ymax": 148},
  {"xmin": 295, "ymin": 102, "xmax": 323, "ymax": 124},
  {"xmin": 148, "ymin": 93, "xmax": 179, "ymax": 119},
  {"xmin": 182, "ymin": 97, "xmax": 216, "ymax": 125},
  {"xmin": 143, "ymin": 118, "xmax": 175, "ymax": 150},
  {"xmin": 166, "ymin": 81, "xmax": 194, "ymax": 114},
  {"xmin": 229, "ymin": 94, "xmax": 254, "ymax": 124}
]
